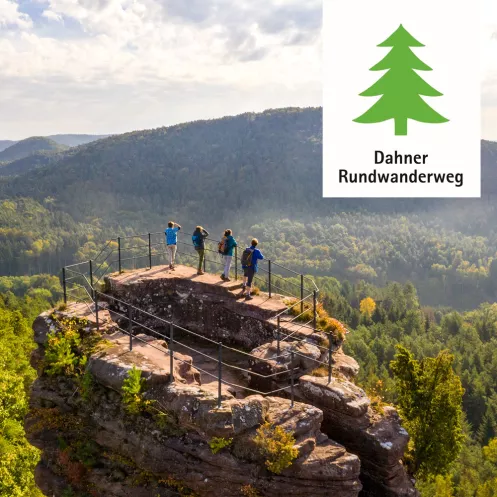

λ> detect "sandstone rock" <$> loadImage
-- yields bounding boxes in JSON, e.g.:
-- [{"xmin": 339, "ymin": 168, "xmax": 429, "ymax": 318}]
[
  {"xmin": 89, "ymin": 332, "xmax": 201, "ymax": 391},
  {"xmin": 299, "ymin": 375, "xmax": 370, "ymax": 418},
  {"xmin": 333, "ymin": 347, "xmax": 360, "ymax": 380},
  {"xmin": 248, "ymin": 340, "xmax": 322, "ymax": 392},
  {"xmin": 32, "ymin": 311, "xmax": 53, "ymax": 345},
  {"xmin": 29, "ymin": 375, "xmax": 362, "ymax": 497},
  {"xmin": 299, "ymin": 375, "xmax": 417, "ymax": 497},
  {"xmin": 230, "ymin": 395, "xmax": 269, "ymax": 434},
  {"xmin": 29, "ymin": 270, "xmax": 418, "ymax": 497}
]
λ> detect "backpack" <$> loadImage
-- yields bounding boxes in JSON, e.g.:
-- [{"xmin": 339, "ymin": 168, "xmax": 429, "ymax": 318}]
[
  {"xmin": 218, "ymin": 236, "xmax": 229, "ymax": 255},
  {"xmin": 241, "ymin": 247, "xmax": 253, "ymax": 267},
  {"xmin": 192, "ymin": 233, "xmax": 203, "ymax": 249}
]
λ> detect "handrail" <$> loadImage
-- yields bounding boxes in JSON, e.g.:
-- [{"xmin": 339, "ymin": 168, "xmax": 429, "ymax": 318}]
[{"xmin": 61, "ymin": 230, "xmax": 328, "ymax": 405}]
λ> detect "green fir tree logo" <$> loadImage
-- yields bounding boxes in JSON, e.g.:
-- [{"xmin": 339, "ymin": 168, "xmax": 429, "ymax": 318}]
[{"xmin": 353, "ymin": 24, "xmax": 449, "ymax": 136}]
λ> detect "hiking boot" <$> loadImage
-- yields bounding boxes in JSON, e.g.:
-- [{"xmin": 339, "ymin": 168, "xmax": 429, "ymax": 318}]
[
  {"xmin": 245, "ymin": 295, "xmax": 254, "ymax": 301},
  {"xmin": 197, "ymin": 270, "xmax": 204, "ymax": 275},
  {"xmin": 220, "ymin": 274, "xmax": 226, "ymax": 280},
  {"xmin": 169, "ymin": 264, "xmax": 173, "ymax": 270},
  {"xmin": 224, "ymin": 277, "xmax": 231, "ymax": 282}
]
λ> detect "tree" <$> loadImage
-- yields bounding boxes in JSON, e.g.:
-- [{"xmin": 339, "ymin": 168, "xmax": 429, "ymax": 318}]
[
  {"xmin": 360, "ymin": 297, "xmax": 376, "ymax": 319},
  {"xmin": 354, "ymin": 24, "xmax": 448, "ymax": 136},
  {"xmin": 390, "ymin": 346, "xmax": 464, "ymax": 477}
]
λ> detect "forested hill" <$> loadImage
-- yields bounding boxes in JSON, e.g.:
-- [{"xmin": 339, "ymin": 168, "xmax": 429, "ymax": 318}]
[
  {"xmin": 2, "ymin": 107, "xmax": 497, "ymax": 308},
  {"xmin": 0, "ymin": 108, "xmax": 322, "ymax": 222},
  {"xmin": 0, "ymin": 137, "xmax": 67, "ymax": 163},
  {"xmin": 2, "ymin": 108, "xmax": 496, "ymax": 220}
]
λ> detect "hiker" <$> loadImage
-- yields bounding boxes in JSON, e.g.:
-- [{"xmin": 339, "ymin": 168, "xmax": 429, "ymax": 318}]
[
  {"xmin": 192, "ymin": 226, "xmax": 209, "ymax": 275},
  {"xmin": 239, "ymin": 238, "xmax": 264, "ymax": 300},
  {"xmin": 219, "ymin": 229, "xmax": 237, "ymax": 281},
  {"xmin": 165, "ymin": 221, "xmax": 181, "ymax": 270}
]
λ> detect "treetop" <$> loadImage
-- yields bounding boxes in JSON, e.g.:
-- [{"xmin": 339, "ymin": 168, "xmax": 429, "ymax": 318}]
[{"xmin": 378, "ymin": 24, "xmax": 425, "ymax": 48}]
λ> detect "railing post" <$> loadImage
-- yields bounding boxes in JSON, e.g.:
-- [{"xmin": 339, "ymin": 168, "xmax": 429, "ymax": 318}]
[
  {"xmin": 313, "ymin": 290, "xmax": 317, "ymax": 330},
  {"xmin": 169, "ymin": 323, "xmax": 174, "ymax": 383},
  {"xmin": 276, "ymin": 316, "xmax": 281, "ymax": 356},
  {"xmin": 268, "ymin": 259, "xmax": 272, "ymax": 298},
  {"xmin": 128, "ymin": 305, "xmax": 133, "ymax": 351},
  {"xmin": 95, "ymin": 291, "xmax": 99, "ymax": 331},
  {"xmin": 300, "ymin": 274, "xmax": 304, "ymax": 314},
  {"xmin": 203, "ymin": 248, "xmax": 206, "ymax": 273},
  {"xmin": 148, "ymin": 233, "xmax": 152, "ymax": 269},
  {"xmin": 290, "ymin": 351, "xmax": 295, "ymax": 408},
  {"xmin": 328, "ymin": 338, "xmax": 333, "ymax": 383},
  {"xmin": 62, "ymin": 267, "xmax": 67, "ymax": 304},
  {"xmin": 89, "ymin": 260, "xmax": 94, "ymax": 298},
  {"xmin": 118, "ymin": 237, "xmax": 122, "ymax": 273},
  {"xmin": 218, "ymin": 342, "xmax": 223, "ymax": 408},
  {"xmin": 235, "ymin": 246, "xmax": 238, "ymax": 281}
]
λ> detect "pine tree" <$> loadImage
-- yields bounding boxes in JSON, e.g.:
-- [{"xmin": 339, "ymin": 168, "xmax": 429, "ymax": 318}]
[
  {"xmin": 354, "ymin": 24, "xmax": 448, "ymax": 136},
  {"xmin": 390, "ymin": 346, "xmax": 464, "ymax": 477}
]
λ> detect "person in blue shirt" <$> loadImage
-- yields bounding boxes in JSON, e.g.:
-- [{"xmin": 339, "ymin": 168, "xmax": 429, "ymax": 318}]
[
  {"xmin": 239, "ymin": 238, "xmax": 264, "ymax": 300},
  {"xmin": 220, "ymin": 229, "xmax": 237, "ymax": 281},
  {"xmin": 165, "ymin": 221, "xmax": 181, "ymax": 270}
]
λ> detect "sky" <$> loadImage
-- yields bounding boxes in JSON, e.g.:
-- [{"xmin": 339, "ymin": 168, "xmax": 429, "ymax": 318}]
[{"xmin": 0, "ymin": 0, "xmax": 496, "ymax": 140}]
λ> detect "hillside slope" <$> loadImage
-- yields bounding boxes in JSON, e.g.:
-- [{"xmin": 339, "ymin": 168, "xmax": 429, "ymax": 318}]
[
  {"xmin": 2, "ymin": 109, "xmax": 496, "ymax": 221},
  {"xmin": 0, "ymin": 137, "xmax": 68, "ymax": 163},
  {"xmin": 0, "ymin": 108, "xmax": 322, "ymax": 221}
]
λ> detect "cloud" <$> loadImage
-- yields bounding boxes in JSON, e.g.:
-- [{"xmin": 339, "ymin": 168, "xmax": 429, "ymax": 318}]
[
  {"xmin": 41, "ymin": 9, "xmax": 62, "ymax": 22},
  {"xmin": 0, "ymin": 0, "xmax": 32, "ymax": 28},
  {"xmin": 0, "ymin": 0, "xmax": 495, "ymax": 141}
]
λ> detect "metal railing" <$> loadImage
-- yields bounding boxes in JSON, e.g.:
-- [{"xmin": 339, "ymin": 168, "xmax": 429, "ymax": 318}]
[
  {"xmin": 59, "ymin": 230, "xmax": 336, "ymax": 407},
  {"xmin": 65, "ymin": 229, "xmax": 319, "ymax": 313}
]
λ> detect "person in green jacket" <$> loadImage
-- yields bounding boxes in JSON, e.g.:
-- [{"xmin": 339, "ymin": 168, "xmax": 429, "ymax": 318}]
[
  {"xmin": 220, "ymin": 229, "xmax": 237, "ymax": 281},
  {"xmin": 192, "ymin": 226, "xmax": 209, "ymax": 275}
]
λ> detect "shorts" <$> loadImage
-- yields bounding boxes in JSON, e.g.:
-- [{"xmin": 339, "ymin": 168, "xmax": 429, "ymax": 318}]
[{"xmin": 244, "ymin": 267, "xmax": 255, "ymax": 287}]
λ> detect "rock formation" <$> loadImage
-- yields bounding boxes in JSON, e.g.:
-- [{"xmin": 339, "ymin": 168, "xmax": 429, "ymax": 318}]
[{"xmin": 27, "ymin": 265, "xmax": 418, "ymax": 496}]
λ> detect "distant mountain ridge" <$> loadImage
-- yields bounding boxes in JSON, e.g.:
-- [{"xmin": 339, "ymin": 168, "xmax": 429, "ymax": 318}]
[
  {"xmin": 0, "ymin": 140, "xmax": 16, "ymax": 153},
  {"xmin": 46, "ymin": 134, "xmax": 110, "ymax": 147},
  {"xmin": 1, "ymin": 107, "xmax": 496, "ymax": 218},
  {"xmin": 0, "ymin": 137, "xmax": 67, "ymax": 163},
  {"xmin": 0, "ymin": 134, "xmax": 109, "ymax": 162}
]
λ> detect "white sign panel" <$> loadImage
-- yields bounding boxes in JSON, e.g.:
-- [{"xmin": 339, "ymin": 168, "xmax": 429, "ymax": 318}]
[{"xmin": 323, "ymin": 0, "xmax": 482, "ymax": 198}]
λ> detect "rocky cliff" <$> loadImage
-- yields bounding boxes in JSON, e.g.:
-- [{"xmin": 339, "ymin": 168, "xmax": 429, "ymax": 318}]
[{"xmin": 27, "ymin": 265, "xmax": 417, "ymax": 497}]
